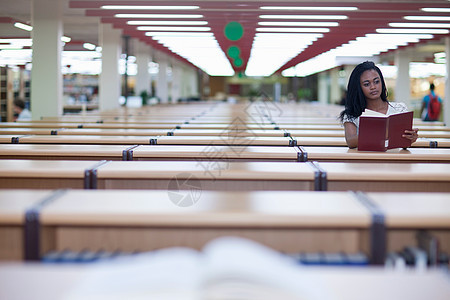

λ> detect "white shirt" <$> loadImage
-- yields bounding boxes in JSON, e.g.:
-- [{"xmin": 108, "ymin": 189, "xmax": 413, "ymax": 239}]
[
  {"xmin": 17, "ymin": 108, "xmax": 32, "ymax": 121},
  {"xmin": 342, "ymin": 102, "xmax": 408, "ymax": 133}
]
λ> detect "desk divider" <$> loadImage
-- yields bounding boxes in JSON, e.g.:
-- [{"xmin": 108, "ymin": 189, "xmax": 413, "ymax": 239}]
[
  {"xmin": 308, "ymin": 161, "xmax": 327, "ymax": 191},
  {"xmin": 297, "ymin": 146, "xmax": 308, "ymax": 162},
  {"xmin": 124, "ymin": 145, "xmax": 139, "ymax": 161},
  {"xmin": 352, "ymin": 191, "xmax": 386, "ymax": 265},
  {"xmin": 85, "ymin": 160, "xmax": 111, "ymax": 189},
  {"xmin": 24, "ymin": 189, "xmax": 68, "ymax": 261}
]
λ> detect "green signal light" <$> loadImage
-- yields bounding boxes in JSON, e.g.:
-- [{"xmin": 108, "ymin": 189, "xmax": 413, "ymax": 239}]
[
  {"xmin": 227, "ymin": 46, "xmax": 241, "ymax": 58},
  {"xmin": 224, "ymin": 22, "xmax": 244, "ymax": 41},
  {"xmin": 233, "ymin": 57, "xmax": 243, "ymax": 67}
]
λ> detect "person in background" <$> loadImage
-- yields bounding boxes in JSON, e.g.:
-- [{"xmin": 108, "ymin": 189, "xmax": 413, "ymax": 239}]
[
  {"xmin": 420, "ymin": 83, "xmax": 442, "ymax": 122},
  {"xmin": 13, "ymin": 98, "xmax": 31, "ymax": 121},
  {"xmin": 339, "ymin": 61, "xmax": 418, "ymax": 148}
]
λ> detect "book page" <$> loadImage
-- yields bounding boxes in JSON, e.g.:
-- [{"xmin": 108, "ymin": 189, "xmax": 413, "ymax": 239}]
[
  {"xmin": 202, "ymin": 237, "xmax": 332, "ymax": 300},
  {"xmin": 361, "ymin": 109, "xmax": 387, "ymax": 117}
]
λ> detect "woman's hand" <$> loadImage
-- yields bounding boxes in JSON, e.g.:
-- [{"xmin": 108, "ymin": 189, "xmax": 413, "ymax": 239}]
[{"xmin": 403, "ymin": 128, "xmax": 419, "ymax": 143}]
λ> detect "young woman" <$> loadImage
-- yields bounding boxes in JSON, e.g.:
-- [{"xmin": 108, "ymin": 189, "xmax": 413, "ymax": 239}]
[{"xmin": 339, "ymin": 61, "xmax": 419, "ymax": 148}]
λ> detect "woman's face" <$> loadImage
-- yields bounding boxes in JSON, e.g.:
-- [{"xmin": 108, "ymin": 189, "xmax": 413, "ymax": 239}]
[{"xmin": 360, "ymin": 69, "xmax": 382, "ymax": 101}]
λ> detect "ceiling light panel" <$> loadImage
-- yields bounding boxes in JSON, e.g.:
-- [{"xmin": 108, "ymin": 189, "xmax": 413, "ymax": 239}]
[
  {"xmin": 151, "ymin": 35, "xmax": 233, "ymax": 76},
  {"xmin": 128, "ymin": 21, "xmax": 208, "ymax": 26},
  {"xmin": 259, "ymin": 15, "xmax": 348, "ymax": 20},
  {"xmin": 102, "ymin": 5, "xmax": 199, "ymax": 10},
  {"xmin": 260, "ymin": 6, "xmax": 358, "ymax": 11},
  {"xmin": 245, "ymin": 33, "xmax": 322, "ymax": 76}
]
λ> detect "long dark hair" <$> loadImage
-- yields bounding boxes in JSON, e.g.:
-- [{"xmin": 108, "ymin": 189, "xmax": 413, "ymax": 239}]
[{"xmin": 339, "ymin": 61, "xmax": 388, "ymax": 122}]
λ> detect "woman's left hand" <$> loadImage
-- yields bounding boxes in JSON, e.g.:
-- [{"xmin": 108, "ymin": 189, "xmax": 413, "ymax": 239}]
[{"xmin": 403, "ymin": 128, "xmax": 419, "ymax": 143}]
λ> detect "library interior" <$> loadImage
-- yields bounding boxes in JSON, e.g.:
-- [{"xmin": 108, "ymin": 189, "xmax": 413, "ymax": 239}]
[{"xmin": 1, "ymin": 0, "xmax": 450, "ymax": 299}]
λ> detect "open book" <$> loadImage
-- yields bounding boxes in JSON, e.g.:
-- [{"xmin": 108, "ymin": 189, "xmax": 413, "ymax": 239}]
[
  {"xmin": 358, "ymin": 109, "xmax": 413, "ymax": 151},
  {"xmin": 64, "ymin": 237, "xmax": 331, "ymax": 300}
]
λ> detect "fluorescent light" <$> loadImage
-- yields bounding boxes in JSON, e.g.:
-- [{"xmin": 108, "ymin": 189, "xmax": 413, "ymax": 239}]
[
  {"xmin": 245, "ymin": 33, "xmax": 322, "ymax": 76},
  {"xmin": 421, "ymin": 8, "xmax": 450, "ymax": 13},
  {"xmin": 149, "ymin": 35, "xmax": 233, "ymax": 76},
  {"xmin": 259, "ymin": 15, "xmax": 348, "ymax": 20},
  {"xmin": 404, "ymin": 16, "xmax": 450, "ymax": 21},
  {"xmin": 283, "ymin": 32, "xmax": 437, "ymax": 77},
  {"xmin": 260, "ymin": 6, "xmax": 358, "ymax": 11},
  {"xmin": 137, "ymin": 26, "xmax": 210, "ymax": 31},
  {"xmin": 14, "ymin": 22, "xmax": 33, "ymax": 31},
  {"xmin": 61, "ymin": 36, "xmax": 71, "ymax": 43},
  {"xmin": 145, "ymin": 32, "xmax": 213, "ymax": 37},
  {"xmin": 376, "ymin": 28, "xmax": 449, "ymax": 34},
  {"xmin": 0, "ymin": 45, "xmax": 24, "ymax": 50},
  {"xmin": 101, "ymin": 5, "xmax": 199, "ymax": 10},
  {"xmin": 115, "ymin": 14, "xmax": 203, "ymax": 18},
  {"xmin": 128, "ymin": 21, "xmax": 207, "ymax": 26},
  {"xmin": 258, "ymin": 21, "xmax": 338, "ymax": 27},
  {"xmin": 389, "ymin": 22, "xmax": 450, "ymax": 28},
  {"xmin": 256, "ymin": 27, "xmax": 330, "ymax": 33},
  {"xmin": 434, "ymin": 52, "xmax": 445, "ymax": 59},
  {"xmin": 83, "ymin": 43, "xmax": 96, "ymax": 50},
  {"xmin": 0, "ymin": 38, "xmax": 32, "ymax": 46}
]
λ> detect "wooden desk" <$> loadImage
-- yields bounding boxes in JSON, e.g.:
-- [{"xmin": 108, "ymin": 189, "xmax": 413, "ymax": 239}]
[
  {"xmin": 0, "ymin": 122, "xmax": 81, "ymax": 129},
  {"xmin": 171, "ymin": 129, "xmax": 288, "ymax": 137},
  {"xmin": 295, "ymin": 137, "xmax": 435, "ymax": 148},
  {"xmin": 57, "ymin": 128, "xmax": 170, "ymax": 136},
  {"xmin": 17, "ymin": 135, "xmax": 154, "ymax": 145},
  {"xmin": 301, "ymin": 146, "xmax": 450, "ymax": 163},
  {"xmin": 0, "ymin": 190, "xmax": 53, "ymax": 260},
  {"xmin": 179, "ymin": 123, "xmax": 279, "ymax": 130},
  {"xmin": 0, "ymin": 135, "xmax": 22, "ymax": 144},
  {"xmin": 0, "ymin": 128, "xmax": 57, "ymax": 135},
  {"xmin": 419, "ymin": 131, "xmax": 450, "ymax": 139},
  {"xmin": 1, "ymin": 263, "xmax": 449, "ymax": 300},
  {"xmin": 131, "ymin": 145, "xmax": 300, "ymax": 161},
  {"xmin": 0, "ymin": 160, "xmax": 101, "ymax": 189},
  {"xmin": 0, "ymin": 144, "xmax": 130, "ymax": 161},
  {"xmin": 95, "ymin": 161, "xmax": 317, "ymax": 191},
  {"xmin": 155, "ymin": 136, "xmax": 296, "ymax": 146},
  {"xmin": 290, "ymin": 130, "xmax": 344, "ymax": 138},
  {"xmin": 317, "ymin": 162, "xmax": 450, "ymax": 192},
  {"xmin": 38, "ymin": 190, "xmax": 369, "ymax": 254},
  {"xmin": 368, "ymin": 192, "xmax": 450, "ymax": 254}
]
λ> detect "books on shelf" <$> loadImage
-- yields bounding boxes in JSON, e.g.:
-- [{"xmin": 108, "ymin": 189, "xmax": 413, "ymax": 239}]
[{"xmin": 358, "ymin": 109, "xmax": 413, "ymax": 151}]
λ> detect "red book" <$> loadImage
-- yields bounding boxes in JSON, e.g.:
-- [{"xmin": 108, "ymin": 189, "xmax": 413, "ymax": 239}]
[{"xmin": 358, "ymin": 110, "xmax": 413, "ymax": 151}]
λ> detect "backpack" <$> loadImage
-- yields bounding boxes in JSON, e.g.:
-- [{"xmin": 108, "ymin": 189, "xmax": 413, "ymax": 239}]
[{"xmin": 427, "ymin": 93, "xmax": 441, "ymax": 121}]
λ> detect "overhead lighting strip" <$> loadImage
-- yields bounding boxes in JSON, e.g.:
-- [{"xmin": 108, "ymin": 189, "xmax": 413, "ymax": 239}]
[
  {"xmin": 128, "ymin": 21, "xmax": 208, "ymax": 26},
  {"xmin": 259, "ymin": 15, "xmax": 348, "ymax": 20},
  {"xmin": 283, "ymin": 33, "xmax": 434, "ymax": 77},
  {"xmin": 258, "ymin": 21, "xmax": 339, "ymax": 27},
  {"xmin": 101, "ymin": 5, "xmax": 199, "ymax": 10},
  {"xmin": 115, "ymin": 14, "xmax": 204, "ymax": 18},
  {"xmin": 260, "ymin": 6, "xmax": 358, "ymax": 11},
  {"xmin": 245, "ymin": 33, "xmax": 322, "ymax": 76}
]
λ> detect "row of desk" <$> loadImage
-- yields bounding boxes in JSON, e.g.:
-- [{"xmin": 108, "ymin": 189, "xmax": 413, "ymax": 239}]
[
  {"xmin": 1, "ymin": 102, "xmax": 449, "ymax": 298},
  {"xmin": 0, "ymin": 159, "xmax": 449, "ymax": 192},
  {"xmin": 2, "ymin": 144, "xmax": 450, "ymax": 163},
  {"xmin": 1, "ymin": 189, "xmax": 449, "ymax": 264},
  {"xmin": 2, "ymin": 134, "xmax": 450, "ymax": 148}
]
